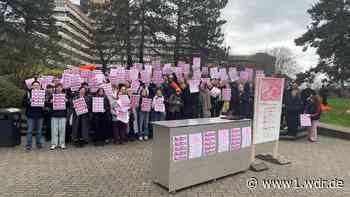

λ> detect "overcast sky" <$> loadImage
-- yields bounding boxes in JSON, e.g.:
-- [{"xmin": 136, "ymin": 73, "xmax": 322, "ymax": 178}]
[{"xmin": 221, "ymin": 0, "xmax": 318, "ymax": 71}]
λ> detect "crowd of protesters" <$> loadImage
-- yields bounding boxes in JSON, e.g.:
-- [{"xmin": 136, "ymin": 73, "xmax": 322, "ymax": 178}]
[{"xmin": 22, "ymin": 67, "xmax": 323, "ymax": 152}]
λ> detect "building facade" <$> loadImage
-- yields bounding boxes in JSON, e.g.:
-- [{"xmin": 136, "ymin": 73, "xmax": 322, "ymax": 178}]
[{"xmin": 54, "ymin": 0, "xmax": 94, "ymax": 65}]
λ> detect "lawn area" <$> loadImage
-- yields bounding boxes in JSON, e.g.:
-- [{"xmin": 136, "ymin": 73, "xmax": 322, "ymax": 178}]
[{"xmin": 321, "ymin": 98, "xmax": 350, "ymax": 127}]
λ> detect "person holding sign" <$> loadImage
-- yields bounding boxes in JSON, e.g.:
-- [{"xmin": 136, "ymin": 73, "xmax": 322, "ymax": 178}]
[
  {"xmin": 22, "ymin": 80, "xmax": 45, "ymax": 152},
  {"xmin": 138, "ymin": 88, "xmax": 151, "ymax": 141},
  {"xmin": 72, "ymin": 87, "xmax": 91, "ymax": 147},
  {"xmin": 168, "ymin": 89, "xmax": 183, "ymax": 120},
  {"xmin": 199, "ymin": 82, "xmax": 212, "ymax": 118},
  {"xmin": 92, "ymin": 88, "xmax": 111, "ymax": 146},
  {"xmin": 111, "ymin": 87, "xmax": 129, "ymax": 145},
  {"xmin": 152, "ymin": 88, "xmax": 166, "ymax": 121},
  {"xmin": 304, "ymin": 95, "xmax": 322, "ymax": 142},
  {"xmin": 50, "ymin": 83, "xmax": 69, "ymax": 150}
]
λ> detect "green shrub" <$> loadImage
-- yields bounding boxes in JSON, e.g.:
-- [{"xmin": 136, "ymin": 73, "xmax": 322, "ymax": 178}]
[{"xmin": 0, "ymin": 77, "xmax": 25, "ymax": 108}]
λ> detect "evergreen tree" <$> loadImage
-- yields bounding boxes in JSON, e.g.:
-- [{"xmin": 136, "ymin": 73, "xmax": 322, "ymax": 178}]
[{"xmin": 295, "ymin": 0, "xmax": 350, "ymax": 88}]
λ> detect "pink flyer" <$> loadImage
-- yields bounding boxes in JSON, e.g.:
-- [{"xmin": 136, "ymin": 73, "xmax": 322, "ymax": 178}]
[
  {"xmin": 172, "ymin": 135, "xmax": 188, "ymax": 162},
  {"xmin": 230, "ymin": 128, "xmax": 241, "ymax": 151}
]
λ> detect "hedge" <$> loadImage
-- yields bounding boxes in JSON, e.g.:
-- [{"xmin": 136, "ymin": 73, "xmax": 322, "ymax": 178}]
[{"xmin": 0, "ymin": 77, "xmax": 25, "ymax": 108}]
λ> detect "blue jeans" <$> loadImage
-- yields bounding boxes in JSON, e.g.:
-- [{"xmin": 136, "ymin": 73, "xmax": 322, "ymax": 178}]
[
  {"xmin": 153, "ymin": 112, "xmax": 166, "ymax": 122},
  {"xmin": 26, "ymin": 118, "xmax": 43, "ymax": 149},
  {"xmin": 138, "ymin": 111, "xmax": 150, "ymax": 137},
  {"xmin": 51, "ymin": 117, "xmax": 66, "ymax": 146}
]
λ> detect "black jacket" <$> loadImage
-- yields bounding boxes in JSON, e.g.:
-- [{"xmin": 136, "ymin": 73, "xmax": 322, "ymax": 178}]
[{"xmin": 22, "ymin": 91, "xmax": 44, "ymax": 119}]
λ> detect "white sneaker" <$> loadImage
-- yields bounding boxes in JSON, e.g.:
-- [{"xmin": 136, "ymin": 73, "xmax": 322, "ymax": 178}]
[
  {"xmin": 139, "ymin": 136, "xmax": 143, "ymax": 141},
  {"xmin": 60, "ymin": 144, "xmax": 66, "ymax": 149},
  {"xmin": 50, "ymin": 145, "xmax": 56, "ymax": 150},
  {"xmin": 144, "ymin": 136, "xmax": 148, "ymax": 140}
]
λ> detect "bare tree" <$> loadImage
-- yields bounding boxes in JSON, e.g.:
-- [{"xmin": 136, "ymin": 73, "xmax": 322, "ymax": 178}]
[{"xmin": 268, "ymin": 47, "xmax": 301, "ymax": 78}]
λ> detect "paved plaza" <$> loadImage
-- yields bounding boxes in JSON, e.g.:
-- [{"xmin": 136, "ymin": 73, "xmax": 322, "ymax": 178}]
[{"xmin": 0, "ymin": 136, "xmax": 349, "ymax": 197}]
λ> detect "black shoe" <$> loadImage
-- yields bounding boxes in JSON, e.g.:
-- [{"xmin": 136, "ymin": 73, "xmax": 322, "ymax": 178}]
[
  {"xmin": 36, "ymin": 144, "xmax": 43, "ymax": 149},
  {"xmin": 25, "ymin": 146, "xmax": 31, "ymax": 152}
]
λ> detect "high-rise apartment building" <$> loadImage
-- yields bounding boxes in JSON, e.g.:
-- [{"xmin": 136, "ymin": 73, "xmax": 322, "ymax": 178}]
[{"xmin": 54, "ymin": 0, "xmax": 94, "ymax": 65}]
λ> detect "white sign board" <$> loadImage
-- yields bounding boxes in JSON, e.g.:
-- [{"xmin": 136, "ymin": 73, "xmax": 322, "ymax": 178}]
[{"xmin": 253, "ymin": 77, "xmax": 284, "ymax": 144}]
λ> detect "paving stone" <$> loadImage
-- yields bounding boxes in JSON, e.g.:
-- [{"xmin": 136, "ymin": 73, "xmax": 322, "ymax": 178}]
[{"xmin": 0, "ymin": 136, "xmax": 349, "ymax": 196}]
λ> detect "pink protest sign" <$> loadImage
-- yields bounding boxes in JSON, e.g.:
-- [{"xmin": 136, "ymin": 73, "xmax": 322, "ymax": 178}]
[
  {"xmin": 118, "ymin": 95, "xmax": 130, "ymax": 111},
  {"xmin": 53, "ymin": 94, "xmax": 66, "ymax": 110},
  {"xmin": 73, "ymin": 97, "xmax": 88, "ymax": 116},
  {"xmin": 92, "ymin": 97, "xmax": 105, "ymax": 113},
  {"xmin": 193, "ymin": 57, "xmax": 201, "ymax": 67},
  {"xmin": 31, "ymin": 90, "xmax": 45, "ymax": 107},
  {"xmin": 133, "ymin": 63, "xmax": 143, "ymax": 71},
  {"xmin": 189, "ymin": 133, "xmax": 203, "ymax": 159},
  {"xmin": 218, "ymin": 129, "xmax": 229, "ymax": 153},
  {"xmin": 140, "ymin": 70, "xmax": 151, "ymax": 84},
  {"xmin": 182, "ymin": 64, "xmax": 190, "ymax": 75},
  {"xmin": 300, "ymin": 114, "xmax": 312, "ymax": 127},
  {"xmin": 162, "ymin": 63, "xmax": 172, "ymax": 75},
  {"xmin": 130, "ymin": 80, "xmax": 140, "ymax": 93},
  {"xmin": 259, "ymin": 78, "xmax": 283, "ymax": 102},
  {"xmin": 210, "ymin": 67, "xmax": 219, "ymax": 79},
  {"xmin": 193, "ymin": 70, "xmax": 202, "ymax": 80},
  {"xmin": 80, "ymin": 70, "xmax": 90, "ymax": 79},
  {"xmin": 256, "ymin": 70, "xmax": 265, "ymax": 78},
  {"xmin": 116, "ymin": 110, "xmax": 129, "ymax": 123},
  {"xmin": 141, "ymin": 98, "xmax": 152, "ymax": 112},
  {"xmin": 152, "ymin": 70, "xmax": 163, "ymax": 85},
  {"xmin": 172, "ymin": 135, "xmax": 188, "ymax": 161},
  {"xmin": 222, "ymin": 88, "xmax": 232, "ymax": 101},
  {"xmin": 152, "ymin": 60, "xmax": 161, "ymax": 71},
  {"xmin": 203, "ymin": 131, "xmax": 216, "ymax": 156},
  {"xmin": 125, "ymin": 70, "xmax": 130, "ymax": 82},
  {"xmin": 95, "ymin": 73, "xmax": 105, "ymax": 84},
  {"xmin": 25, "ymin": 78, "xmax": 35, "ymax": 89},
  {"xmin": 241, "ymin": 127, "xmax": 251, "ymax": 148},
  {"xmin": 175, "ymin": 67, "xmax": 184, "ymax": 82},
  {"xmin": 62, "ymin": 74, "xmax": 72, "ymax": 89},
  {"xmin": 129, "ymin": 69, "xmax": 139, "ymax": 81},
  {"xmin": 239, "ymin": 71, "xmax": 249, "ymax": 81},
  {"xmin": 39, "ymin": 76, "xmax": 54, "ymax": 89},
  {"xmin": 100, "ymin": 83, "xmax": 113, "ymax": 97},
  {"xmin": 201, "ymin": 67, "xmax": 209, "ymax": 76},
  {"xmin": 130, "ymin": 95, "xmax": 140, "ymax": 108},
  {"xmin": 230, "ymin": 128, "xmax": 241, "ymax": 151},
  {"xmin": 189, "ymin": 80, "xmax": 200, "ymax": 93},
  {"xmin": 70, "ymin": 74, "xmax": 81, "ymax": 92},
  {"xmin": 229, "ymin": 68, "xmax": 239, "ymax": 81},
  {"xmin": 219, "ymin": 68, "xmax": 228, "ymax": 81},
  {"xmin": 153, "ymin": 97, "xmax": 165, "ymax": 112},
  {"xmin": 144, "ymin": 64, "xmax": 152, "ymax": 73}
]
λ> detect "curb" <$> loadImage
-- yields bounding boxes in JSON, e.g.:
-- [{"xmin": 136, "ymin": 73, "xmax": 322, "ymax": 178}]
[{"xmin": 318, "ymin": 126, "xmax": 350, "ymax": 140}]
